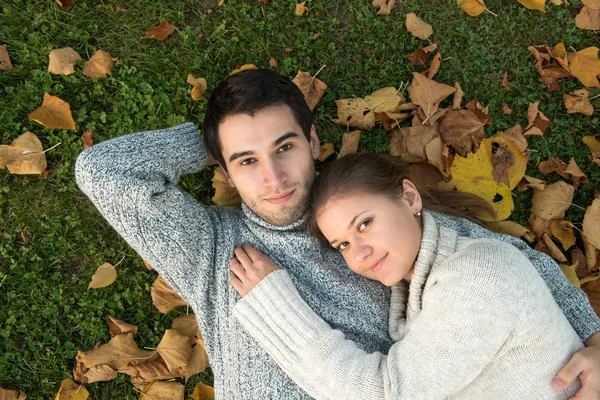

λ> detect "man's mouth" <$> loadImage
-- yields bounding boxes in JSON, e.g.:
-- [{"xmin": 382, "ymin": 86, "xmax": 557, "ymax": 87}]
[
  {"xmin": 265, "ymin": 190, "xmax": 295, "ymax": 205},
  {"xmin": 369, "ymin": 255, "xmax": 387, "ymax": 272}
]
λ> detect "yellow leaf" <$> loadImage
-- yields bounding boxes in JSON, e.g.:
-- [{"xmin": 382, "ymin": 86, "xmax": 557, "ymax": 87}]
[
  {"xmin": 144, "ymin": 20, "xmax": 175, "ymax": 41},
  {"xmin": 191, "ymin": 382, "xmax": 215, "ymax": 400},
  {"xmin": 560, "ymin": 264, "xmax": 581, "ymax": 287},
  {"xmin": 151, "ymin": 275, "xmax": 188, "ymax": 313},
  {"xmin": 457, "ymin": 0, "xmax": 487, "ymax": 16},
  {"xmin": 583, "ymin": 136, "xmax": 600, "ymax": 152},
  {"xmin": 517, "ymin": 0, "xmax": 546, "ymax": 12},
  {"xmin": 0, "ymin": 44, "xmax": 14, "ymax": 71},
  {"xmin": 318, "ymin": 143, "xmax": 335, "ymax": 161},
  {"xmin": 48, "ymin": 48, "xmax": 81, "ymax": 75},
  {"xmin": 551, "ymin": 220, "xmax": 576, "ymax": 251},
  {"xmin": 364, "ymin": 87, "xmax": 401, "ymax": 113},
  {"xmin": 0, "ymin": 388, "xmax": 27, "ymax": 400},
  {"xmin": 55, "ymin": 379, "xmax": 88, "ymax": 400},
  {"xmin": 295, "ymin": 2, "xmax": 308, "ymax": 16},
  {"xmin": 82, "ymin": 50, "xmax": 114, "ymax": 79},
  {"xmin": 0, "ymin": 132, "xmax": 47, "ymax": 175},
  {"xmin": 211, "ymin": 168, "xmax": 241, "ymax": 207},
  {"xmin": 140, "ymin": 381, "xmax": 185, "ymax": 400},
  {"xmin": 332, "ymin": 98, "xmax": 375, "ymax": 130},
  {"xmin": 229, "ymin": 64, "xmax": 257, "ymax": 75},
  {"xmin": 88, "ymin": 262, "xmax": 117, "ymax": 289},
  {"xmin": 187, "ymin": 74, "xmax": 208, "ymax": 101},
  {"xmin": 292, "ymin": 70, "xmax": 328, "ymax": 111},
  {"xmin": 583, "ymin": 199, "xmax": 600, "ymax": 250},
  {"xmin": 570, "ymin": 47, "xmax": 600, "ymax": 88},
  {"xmin": 28, "ymin": 93, "xmax": 76, "ymax": 130},
  {"xmin": 486, "ymin": 221, "xmax": 535, "ymax": 242},
  {"xmin": 405, "ymin": 13, "xmax": 433, "ymax": 40}
]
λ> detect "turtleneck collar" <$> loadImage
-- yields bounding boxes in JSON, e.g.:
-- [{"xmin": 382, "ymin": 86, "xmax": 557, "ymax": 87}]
[{"xmin": 241, "ymin": 202, "xmax": 308, "ymax": 232}]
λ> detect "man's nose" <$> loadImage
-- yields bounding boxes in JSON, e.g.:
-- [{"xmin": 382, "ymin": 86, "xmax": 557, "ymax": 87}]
[
  {"xmin": 353, "ymin": 240, "xmax": 372, "ymax": 263},
  {"xmin": 262, "ymin": 159, "xmax": 287, "ymax": 187}
]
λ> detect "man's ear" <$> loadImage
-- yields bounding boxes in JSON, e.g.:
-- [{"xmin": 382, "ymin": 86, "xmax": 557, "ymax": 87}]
[
  {"xmin": 309, "ymin": 125, "xmax": 320, "ymax": 160},
  {"xmin": 219, "ymin": 164, "xmax": 236, "ymax": 188}
]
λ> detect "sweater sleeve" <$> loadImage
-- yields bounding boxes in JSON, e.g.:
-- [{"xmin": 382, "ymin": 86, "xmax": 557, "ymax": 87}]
[
  {"xmin": 75, "ymin": 123, "xmax": 218, "ymax": 302},
  {"xmin": 233, "ymin": 244, "xmax": 527, "ymax": 400}
]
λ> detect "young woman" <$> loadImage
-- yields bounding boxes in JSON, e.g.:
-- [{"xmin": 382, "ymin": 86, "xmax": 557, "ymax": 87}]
[{"xmin": 229, "ymin": 152, "xmax": 584, "ymax": 399}]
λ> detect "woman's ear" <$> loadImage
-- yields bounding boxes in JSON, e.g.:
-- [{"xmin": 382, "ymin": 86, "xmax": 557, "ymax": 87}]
[{"xmin": 402, "ymin": 179, "xmax": 422, "ymax": 212}]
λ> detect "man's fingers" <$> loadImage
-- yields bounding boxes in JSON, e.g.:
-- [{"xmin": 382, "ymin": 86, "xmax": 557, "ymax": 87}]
[
  {"xmin": 242, "ymin": 243, "xmax": 262, "ymax": 259},
  {"xmin": 229, "ymin": 258, "xmax": 246, "ymax": 281},
  {"xmin": 234, "ymin": 246, "xmax": 254, "ymax": 266},
  {"xmin": 553, "ymin": 353, "xmax": 584, "ymax": 391},
  {"xmin": 229, "ymin": 273, "xmax": 244, "ymax": 294}
]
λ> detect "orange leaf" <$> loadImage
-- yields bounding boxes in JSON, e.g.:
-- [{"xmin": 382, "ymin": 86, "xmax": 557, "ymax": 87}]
[
  {"xmin": 523, "ymin": 101, "xmax": 551, "ymax": 136},
  {"xmin": 269, "ymin": 56, "xmax": 277, "ymax": 68},
  {"xmin": 337, "ymin": 130, "xmax": 361, "ymax": 159},
  {"xmin": 295, "ymin": 2, "xmax": 308, "ymax": 16},
  {"xmin": 0, "ymin": 44, "xmax": 13, "ymax": 71},
  {"xmin": 28, "ymin": 93, "xmax": 76, "ymax": 130},
  {"xmin": 187, "ymin": 74, "xmax": 208, "ymax": 101},
  {"xmin": 292, "ymin": 70, "xmax": 328, "ymax": 111},
  {"xmin": 372, "ymin": 0, "xmax": 396, "ymax": 15},
  {"xmin": 107, "ymin": 316, "xmax": 138, "ymax": 336},
  {"xmin": 318, "ymin": 143, "xmax": 335, "ymax": 161},
  {"xmin": 457, "ymin": 0, "xmax": 487, "ymax": 16},
  {"xmin": 583, "ymin": 199, "xmax": 600, "ymax": 250},
  {"xmin": 517, "ymin": 0, "xmax": 546, "ymax": 12},
  {"xmin": 0, "ymin": 388, "xmax": 27, "ymax": 400},
  {"xmin": 56, "ymin": 0, "xmax": 75, "ymax": 11},
  {"xmin": 229, "ymin": 64, "xmax": 257, "ymax": 75},
  {"xmin": 407, "ymin": 72, "xmax": 455, "ymax": 120},
  {"xmin": 575, "ymin": 6, "xmax": 600, "ymax": 31},
  {"xmin": 48, "ymin": 47, "xmax": 81, "ymax": 75},
  {"xmin": 191, "ymin": 382, "xmax": 215, "ymax": 400},
  {"xmin": 405, "ymin": 13, "xmax": 433, "ymax": 40},
  {"xmin": 81, "ymin": 130, "xmax": 93, "ymax": 150},
  {"xmin": 550, "ymin": 220, "xmax": 576, "ymax": 251},
  {"xmin": 141, "ymin": 381, "xmax": 185, "ymax": 400},
  {"xmin": 0, "ymin": 131, "xmax": 48, "ymax": 175},
  {"xmin": 55, "ymin": 379, "xmax": 88, "ymax": 400},
  {"xmin": 151, "ymin": 275, "xmax": 188, "ymax": 313},
  {"xmin": 570, "ymin": 47, "xmax": 600, "ymax": 88},
  {"xmin": 144, "ymin": 20, "xmax": 175, "ymax": 41},
  {"xmin": 531, "ymin": 181, "xmax": 574, "ymax": 220},
  {"xmin": 88, "ymin": 262, "xmax": 117, "ymax": 289},
  {"xmin": 156, "ymin": 329, "xmax": 193, "ymax": 375},
  {"xmin": 211, "ymin": 168, "xmax": 241, "ymax": 207},
  {"xmin": 82, "ymin": 50, "xmax": 114, "ymax": 79},
  {"xmin": 564, "ymin": 89, "xmax": 594, "ymax": 116}
]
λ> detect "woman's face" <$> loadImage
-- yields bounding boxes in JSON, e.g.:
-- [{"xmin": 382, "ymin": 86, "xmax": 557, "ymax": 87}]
[{"xmin": 316, "ymin": 182, "xmax": 423, "ymax": 286}]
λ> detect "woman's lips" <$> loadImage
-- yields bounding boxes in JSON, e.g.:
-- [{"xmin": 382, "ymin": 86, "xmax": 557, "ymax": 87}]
[
  {"xmin": 265, "ymin": 190, "xmax": 295, "ymax": 205},
  {"xmin": 369, "ymin": 255, "xmax": 387, "ymax": 272}
]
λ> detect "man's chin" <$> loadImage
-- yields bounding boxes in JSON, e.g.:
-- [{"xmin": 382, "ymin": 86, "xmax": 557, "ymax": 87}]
[{"xmin": 258, "ymin": 198, "xmax": 308, "ymax": 226}]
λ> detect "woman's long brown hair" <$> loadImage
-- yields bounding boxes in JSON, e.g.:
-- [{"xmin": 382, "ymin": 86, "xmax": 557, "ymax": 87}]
[{"xmin": 307, "ymin": 152, "xmax": 497, "ymax": 246}]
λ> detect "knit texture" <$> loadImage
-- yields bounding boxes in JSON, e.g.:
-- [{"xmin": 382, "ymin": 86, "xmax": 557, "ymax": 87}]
[
  {"xmin": 75, "ymin": 123, "xmax": 598, "ymax": 398},
  {"xmin": 234, "ymin": 211, "xmax": 585, "ymax": 399}
]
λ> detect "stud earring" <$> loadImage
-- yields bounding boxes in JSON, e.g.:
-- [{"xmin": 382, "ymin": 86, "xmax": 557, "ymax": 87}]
[{"xmin": 415, "ymin": 209, "xmax": 422, "ymax": 217}]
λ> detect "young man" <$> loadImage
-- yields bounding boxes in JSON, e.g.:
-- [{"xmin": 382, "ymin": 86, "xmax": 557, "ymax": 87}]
[{"xmin": 76, "ymin": 69, "xmax": 600, "ymax": 399}]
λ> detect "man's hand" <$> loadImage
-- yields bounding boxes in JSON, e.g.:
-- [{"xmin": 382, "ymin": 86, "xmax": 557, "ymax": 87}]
[
  {"xmin": 552, "ymin": 332, "xmax": 600, "ymax": 399},
  {"xmin": 229, "ymin": 244, "xmax": 281, "ymax": 297}
]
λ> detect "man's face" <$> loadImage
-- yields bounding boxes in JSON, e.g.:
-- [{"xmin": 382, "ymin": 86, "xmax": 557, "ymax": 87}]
[{"xmin": 218, "ymin": 104, "xmax": 320, "ymax": 226}]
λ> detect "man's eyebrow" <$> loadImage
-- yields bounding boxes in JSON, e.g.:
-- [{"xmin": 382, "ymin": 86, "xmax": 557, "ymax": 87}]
[
  {"xmin": 229, "ymin": 132, "xmax": 300, "ymax": 163},
  {"xmin": 229, "ymin": 150, "xmax": 254, "ymax": 163},
  {"xmin": 329, "ymin": 211, "xmax": 368, "ymax": 247}
]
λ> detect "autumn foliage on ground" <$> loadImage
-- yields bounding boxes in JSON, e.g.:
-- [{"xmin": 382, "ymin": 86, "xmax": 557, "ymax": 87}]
[{"xmin": 1, "ymin": 0, "xmax": 599, "ymax": 398}]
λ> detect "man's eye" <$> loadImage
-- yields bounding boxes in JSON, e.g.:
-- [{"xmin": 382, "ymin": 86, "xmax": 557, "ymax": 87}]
[
  {"xmin": 277, "ymin": 143, "xmax": 292, "ymax": 153},
  {"xmin": 240, "ymin": 158, "xmax": 256, "ymax": 166},
  {"xmin": 358, "ymin": 219, "xmax": 371, "ymax": 232},
  {"xmin": 337, "ymin": 242, "xmax": 349, "ymax": 251}
]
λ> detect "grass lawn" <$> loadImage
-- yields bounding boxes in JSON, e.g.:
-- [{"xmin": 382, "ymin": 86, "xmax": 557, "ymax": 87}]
[{"xmin": 0, "ymin": 0, "xmax": 598, "ymax": 398}]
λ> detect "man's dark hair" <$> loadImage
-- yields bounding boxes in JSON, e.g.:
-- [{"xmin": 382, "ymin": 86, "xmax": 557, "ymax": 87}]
[{"xmin": 203, "ymin": 69, "xmax": 313, "ymax": 171}]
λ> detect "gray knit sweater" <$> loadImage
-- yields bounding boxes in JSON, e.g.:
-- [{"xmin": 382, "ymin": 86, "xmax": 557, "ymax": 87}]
[{"xmin": 74, "ymin": 123, "xmax": 599, "ymax": 399}]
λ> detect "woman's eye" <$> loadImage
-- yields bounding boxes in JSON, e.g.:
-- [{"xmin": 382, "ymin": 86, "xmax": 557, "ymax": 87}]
[
  {"xmin": 240, "ymin": 158, "xmax": 256, "ymax": 166},
  {"xmin": 278, "ymin": 143, "xmax": 292, "ymax": 153},
  {"xmin": 358, "ymin": 219, "xmax": 371, "ymax": 232},
  {"xmin": 337, "ymin": 242, "xmax": 349, "ymax": 251}
]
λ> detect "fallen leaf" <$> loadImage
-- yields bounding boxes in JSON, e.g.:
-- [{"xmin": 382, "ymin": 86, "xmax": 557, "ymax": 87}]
[
  {"xmin": 144, "ymin": 20, "xmax": 175, "ymax": 41},
  {"xmin": 81, "ymin": 130, "xmax": 93, "ymax": 150},
  {"xmin": 536, "ymin": 233, "xmax": 568, "ymax": 262},
  {"xmin": 107, "ymin": 316, "xmax": 138, "ymax": 336},
  {"xmin": 492, "ymin": 142, "xmax": 516, "ymax": 187},
  {"xmin": 405, "ymin": 13, "xmax": 433, "ymax": 40},
  {"xmin": 20, "ymin": 226, "xmax": 30, "ymax": 244},
  {"xmin": 576, "ymin": 6, "xmax": 600, "ymax": 31},
  {"xmin": 407, "ymin": 125, "xmax": 439, "ymax": 160},
  {"xmin": 191, "ymin": 382, "xmax": 215, "ymax": 400},
  {"xmin": 501, "ymin": 72, "xmax": 512, "ymax": 91},
  {"xmin": 318, "ymin": 143, "xmax": 335, "ymax": 161},
  {"xmin": 55, "ymin": 379, "xmax": 88, "ymax": 400},
  {"xmin": 390, "ymin": 128, "xmax": 422, "ymax": 163},
  {"xmin": 28, "ymin": 93, "xmax": 76, "ymax": 130},
  {"xmin": 364, "ymin": 87, "xmax": 402, "ymax": 113},
  {"xmin": 496, "ymin": 124, "xmax": 528, "ymax": 156},
  {"xmin": 81, "ymin": 365, "xmax": 118, "ymax": 384},
  {"xmin": 551, "ymin": 219, "xmax": 576, "ymax": 251},
  {"xmin": 115, "ymin": 5, "xmax": 128, "ymax": 12},
  {"xmin": 581, "ymin": 278, "xmax": 600, "ymax": 317},
  {"xmin": 56, "ymin": 0, "xmax": 75, "ymax": 11},
  {"xmin": 452, "ymin": 82, "xmax": 464, "ymax": 110},
  {"xmin": 269, "ymin": 57, "xmax": 277, "ymax": 68},
  {"xmin": 518, "ymin": 175, "xmax": 546, "ymax": 191},
  {"xmin": 524, "ymin": 101, "xmax": 550, "ymax": 136},
  {"xmin": 408, "ymin": 162, "xmax": 445, "ymax": 190},
  {"xmin": 295, "ymin": 2, "xmax": 308, "ymax": 16},
  {"xmin": 502, "ymin": 103, "xmax": 513, "ymax": 115},
  {"xmin": 569, "ymin": 47, "xmax": 600, "ymax": 88},
  {"xmin": 457, "ymin": 0, "xmax": 487, "ymax": 16},
  {"xmin": 187, "ymin": 74, "xmax": 208, "ymax": 101},
  {"xmin": 529, "ymin": 215, "xmax": 553, "ymax": 239},
  {"xmin": 531, "ymin": 181, "xmax": 574, "ymax": 220},
  {"xmin": 218, "ymin": 0, "xmax": 225, "ymax": 5},
  {"xmin": 185, "ymin": 342, "xmax": 211, "ymax": 381},
  {"xmin": 0, "ymin": 131, "xmax": 48, "ymax": 175},
  {"xmin": 425, "ymin": 136, "xmax": 446, "ymax": 175},
  {"xmin": 338, "ymin": 130, "xmax": 361, "ymax": 159},
  {"xmin": 229, "ymin": 64, "xmax": 257, "ymax": 75},
  {"xmin": 82, "ymin": 50, "xmax": 114, "ymax": 79},
  {"xmin": 572, "ymin": 248, "xmax": 589, "ymax": 278},
  {"xmin": 486, "ymin": 221, "xmax": 535, "ymax": 242},
  {"xmin": 48, "ymin": 48, "xmax": 81, "ymax": 75},
  {"xmin": 212, "ymin": 168, "xmax": 241, "ymax": 207},
  {"xmin": 172, "ymin": 314, "xmax": 200, "ymax": 346},
  {"xmin": 0, "ymin": 388, "xmax": 27, "ymax": 400},
  {"xmin": 140, "ymin": 381, "xmax": 185, "ymax": 400},
  {"xmin": 292, "ymin": 70, "xmax": 328, "ymax": 111},
  {"xmin": 583, "ymin": 199, "xmax": 600, "ymax": 250},
  {"xmin": 88, "ymin": 262, "xmax": 117, "ymax": 289},
  {"xmin": 584, "ymin": 235, "xmax": 600, "ymax": 272},
  {"xmin": 583, "ymin": 136, "xmax": 600, "ymax": 152},
  {"xmin": 539, "ymin": 156, "xmax": 569, "ymax": 179},
  {"xmin": 465, "ymin": 98, "xmax": 492, "ymax": 126},
  {"xmin": 407, "ymin": 72, "xmax": 455, "ymax": 120},
  {"xmin": 408, "ymin": 43, "xmax": 438, "ymax": 66},
  {"xmin": 424, "ymin": 53, "xmax": 442, "ymax": 79},
  {"xmin": 332, "ymin": 98, "xmax": 374, "ymax": 130},
  {"xmin": 379, "ymin": 111, "xmax": 411, "ymax": 130},
  {"xmin": 151, "ymin": 275, "xmax": 188, "ymax": 313},
  {"xmin": 123, "ymin": 358, "xmax": 177, "ymax": 384},
  {"xmin": 565, "ymin": 158, "xmax": 589, "ymax": 189},
  {"xmin": 156, "ymin": 329, "xmax": 192, "ymax": 375},
  {"xmin": 560, "ymin": 263, "xmax": 580, "ymax": 287},
  {"xmin": 142, "ymin": 258, "xmax": 153, "ymax": 270},
  {"xmin": 527, "ymin": 44, "xmax": 571, "ymax": 91},
  {"xmin": 438, "ymin": 109, "xmax": 485, "ymax": 157},
  {"xmin": 563, "ymin": 89, "xmax": 594, "ymax": 115},
  {"xmin": 517, "ymin": 0, "xmax": 546, "ymax": 12},
  {"xmin": 0, "ymin": 44, "xmax": 14, "ymax": 71},
  {"xmin": 372, "ymin": 0, "xmax": 396, "ymax": 15}
]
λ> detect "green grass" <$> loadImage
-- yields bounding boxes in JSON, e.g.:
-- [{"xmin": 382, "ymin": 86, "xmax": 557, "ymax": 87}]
[{"xmin": 0, "ymin": 0, "xmax": 598, "ymax": 398}]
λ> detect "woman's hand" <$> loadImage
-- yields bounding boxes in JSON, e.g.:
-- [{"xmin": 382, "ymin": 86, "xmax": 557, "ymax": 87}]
[
  {"xmin": 552, "ymin": 332, "xmax": 600, "ymax": 399},
  {"xmin": 229, "ymin": 244, "xmax": 281, "ymax": 297}
]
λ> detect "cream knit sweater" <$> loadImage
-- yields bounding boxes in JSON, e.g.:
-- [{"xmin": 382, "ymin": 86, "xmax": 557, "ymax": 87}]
[{"xmin": 234, "ymin": 211, "xmax": 584, "ymax": 399}]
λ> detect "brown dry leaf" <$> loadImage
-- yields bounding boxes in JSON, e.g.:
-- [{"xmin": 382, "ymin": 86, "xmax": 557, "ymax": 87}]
[
  {"xmin": 425, "ymin": 136, "xmax": 445, "ymax": 175},
  {"xmin": 140, "ymin": 381, "xmax": 184, "ymax": 400},
  {"xmin": 116, "ymin": 5, "xmax": 128, "ymax": 12},
  {"xmin": 583, "ymin": 136, "xmax": 600, "ymax": 152},
  {"xmin": 173, "ymin": 316, "xmax": 210, "ymax": 381},
  {"xmin": 565, "ymin": 158, "xmax": 589, "ymax": 189},
  {"xmin": 486, "ymin": 221, "xmax": 535, "ymax": 242},
  {"xmin": 187, "ymin": 74, "xmax": 208, "ymax": 101},
  {"xmin": 318, "ymin": 143, "xmax": 335, "ymax": 161},
  {"xmin": 28, "ymin": 93, "xmax": 76, "ymax": 130},
  {"xmin": 156, "ymin": 329, "xmax": 192, "ymax": 375},
  {"xmin": 48, "ymin": 48, "xmax": 81, "ymax": 75},
  {"xmin": 457, "ymin": 0, "xmax": 487, "ymax": 16},
  {"xmin": 332, "ymin": 98, "xmax": 374, "ymax": 130},
  {"xmin": 81, "ymin": 365, "xmax": 118, "ymax": 384},
  {"xmin": 424, "ymin": 53, "xmax": 442, "ymax": 79},
  {"xmin": 295, "ymin": 2, "xmax": 308, "ymax": 15},
  {"xmin": 572, "ymin": 248, "xmax": 589, "ymax": 278},
  {"xmin": 576, "ymin": 6, "xmax": 600, "ymax": 31},
  {"xmin": 492, "ymin": 142, "xmax": 516, "ymax": 187},
  {"xmin": 438, "ymin": 109, "xmax": 485, "ymax": 157},
  {"xmin": 390, "ymin": 129, "xmax": 423, "ymax": 163},
  {"xmin": 292, "ymin": 70, "xmax": 327, "ymax": 111},
  {"xmin": 218, "ymin": 0, "xmax": 225, "ymax": 5},
  {"xmin": 406, "ymin": 13, "xmax": 433, "ymax": 40},
  {"xmin": 151, "ymin": 275, "xmax": 188, "ymax": 313},
  {"xmin": 581, "ymin": 278, "xmax": 600, "ymax": 317},
  {"xmin": 527, "ymin": 44, "xmax": 571, "ymax": 91},
  {"xmin": 408, "ymin": 162, "xmax": 445, "ymax": 191},
  {"xmin": 82, "ymin": 50, "xmax": 114, "ymax": 79},
  {"xmin": 524, "ymin": 102, "xmax": 551, "ymax": 136},
  {"xmin": 0, "ymin": 131, "xmax": 48, "ymax": 175},
  {"xmin": 502, "ymin": 103, "xmax": 513, "ymax": 115},
  {"xmin": 144, "ymin": 20, "xmax": 175, "ymax": 41},
  {"xmin": 407, "ymin": 73, "xmax": 455, "ymax": 120},
  {"xmin": 229, "ymin": 64, "xmax": 257, "ymax": 75},
  {"xmin": 408, "ymin": 43, "xmax": 438, "ymax": 66},
  {"xmin": 372, "ymin": 0, "xmax": 396, "ymax": 15},
  {"xmin": 452, "ymin": 82, "xmax": 464, "ymax": 110},
  {"xmin": 518, "ymin": 175, "xmax": 546, "ymax": 192},
  {"xmin": 536, "ymin": 233, "xmax": 568, "ymax": 263},
  {"xmin": 551, "ymin": 220, "xmax": 576, "ymax": 251},
  {"xmin": 212, "ymin": 169, "xmax": 241, "ymax": 207},
  {"xmin": 123, "ymin": 358, "xmax": 177, "ymax": 384},
  {"xmin": 531, "ymin": 181, "xmax": 574, "ymax": 220},
  {"xmin": 0, "ymin": 44, "xmax": 14, "ymax": 71},
  {"xmin": 56, "ymin": 0, "xmax": 75, "ymax": 11},
  {"xmin": 142, "ymin": 258, "xmax": 154, "ymax": 270},
  {"xmin": 501, "ymin": 72, "xmax": 512, "ymax": 91},
  {"xmin": 563, "ymin": 89, "xmax": 594, "ymax": 116},
  {"xmin": 496, "ymin": 125, "xmax": 528, "ymax": 156},
  {"xmin": 184, "ymin": 341, "xmax": 211, "ymax": 381},
  {"xmin": 269, "ymin": 57, "xmax": 277, "ymax": 68},
  {"xmin": 539, "ymin": 156, "xmax": 568, "ymax": 178},
  {"xmin": 529, "ymin": 215, "xmax": 552, "ymax": 239},
  {"xmin": 107, "ymin": 316, "xmax": 138, "ymax": 336},
  {"xmin": 55, "ymin": 379, "xmax": 88, "ymax": 400},
  {"xmin": 406, "ymin": 125, "xmax": 439, "ymax": 160},
  {"xmin": 337, "ymin": 130, "xmax": 361, "ymax": 159},
  {"xmin": 81, "ymin": 130, "xmax": 93, "ymax": 150},
  {"xmin": 517, "ymin": 0, "xmax": 546, "ymax": 12},
  {"xmin": 191, "ymin": 382, "xmax": 215, "ymax": 400},
  {"xmin": 20, "ymin": 226, "xmax": 30, "ymax": 244},
  {"xmin": 465, "ymin": 98, "xmax": 492, "ymax": 126},
  {"xmin": 172, "ymin": 314, "xmax": 202, "ymax": 346},
  {"xmin": 570, "ymin": 47, "xmax": 600, "ymax": 88},
  {"xmin": 584, "ymin": 236, "xmax": 600, "ymax": 272},
  {"xmin": 0, "ymin": 388, "xmax": 27, "ymax": 400},
  {"xmin": 88, "ymin": 262, "xmax": 117, "ymax": 289},
  {"xmin": 379, "ymin": 111, "xmax": 411, "ymax": 131},
  {"xmin": 583, "ymin": 199, "xmax": 600, "ymax": 250}
]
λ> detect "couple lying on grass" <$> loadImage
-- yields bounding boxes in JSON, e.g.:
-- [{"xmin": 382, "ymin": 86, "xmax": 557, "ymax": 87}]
[{"xmin": 76, "ymin": 69, "xmax": 600, "ymax": 399}]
